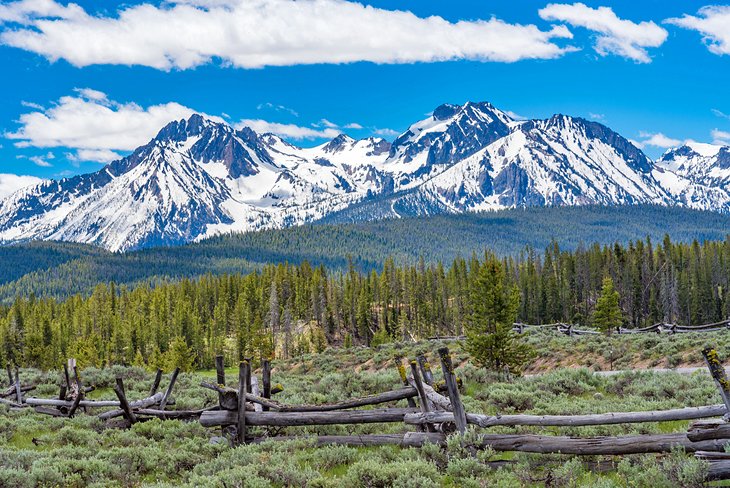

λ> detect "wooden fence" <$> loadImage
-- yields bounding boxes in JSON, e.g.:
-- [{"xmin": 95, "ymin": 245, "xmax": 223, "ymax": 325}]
[{"xmin": 8, "ymin": 345, "xmax": 730, "ymax": 480}]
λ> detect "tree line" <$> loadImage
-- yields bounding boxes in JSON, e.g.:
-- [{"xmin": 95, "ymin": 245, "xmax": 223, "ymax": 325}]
[{"xmin": 2, "ymin": 235, "xmax": 730, "ymax": 370}]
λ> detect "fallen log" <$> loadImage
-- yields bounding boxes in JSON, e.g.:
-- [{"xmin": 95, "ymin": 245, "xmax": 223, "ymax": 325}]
[
  {"xmin": 33, "ymin": 406, "xmax": 66, "ymax": 417},
  {"xmin": 200, "ymin": 407, "xmax": 418, "ymax": 428},
  {"xmin": 407, "ymin": 378, "xmax": 451, "ymax": 411},
  {"xmin": 201, "ymin": 382, "xmax": 418, "ymax": 412},
  {"xmin": 687, "ymin": 420, "xmax": 730, "ymax": 441},
  {"xmin": 258, "ymin": 432, "xmax": 730, "ymax": 454},
  {"xmin": 405, "ymin": 404, "xmax": 728, "ymax": 428},
  {"xmin": 27, "ymin": 398, "xmax": 121, "ymax": 408},
  {"xmin": 97, "ymin": 392, "xmax": 166, "ymax": 420},
  {"xmin": 0, "ymin": 385, "xmax": 35, "ymax": 397},
  {"xmin": 135, "ymin": 407, "xmax": 216, "ymax": 420}
]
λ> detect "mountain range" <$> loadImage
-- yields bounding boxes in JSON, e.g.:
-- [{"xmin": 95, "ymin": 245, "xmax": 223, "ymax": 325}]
[{"xmin": 1, "ymin": 101, "xmax": 729, "ymax": 252}]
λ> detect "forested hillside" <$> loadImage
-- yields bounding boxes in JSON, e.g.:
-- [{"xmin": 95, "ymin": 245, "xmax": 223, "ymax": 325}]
[
  {"xmin": 1, "ymin": 205, "xmax": 729, "ymax": 302},
  {"xmin": 2, "ymin": 235, "xmax": 730, "ymax": 370}
]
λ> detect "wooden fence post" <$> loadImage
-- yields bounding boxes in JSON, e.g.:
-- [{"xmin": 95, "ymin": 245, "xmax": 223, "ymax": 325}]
[
  {"xmin": 6, "ymin": 364, "xmax": 12, "ymax": 387},
  {"xmin": 416, "ymin": 355, "xmax": 434, "ymax": 386},
  {"xmin": 14, "ymin": 367, "xmax": 22, "ymax": 404},
  {"xmin": 410, "ymin": 360, "xmax": 436, "ymax": 432},
  {"xmin": 237, "ymin": 360, "xmax": 250, "ymax": 445},
  {"xmin": 215, "ymin": 355, "xmax": 226, "ymax": 407},
  {"xmin": 702, "ymin": 347, "xmax": 730, "ymax": 420},
  {"xmin": 149, "ymin": 369, "xmax": 163, "ymax": 397},
  {"xmin": 438, "ymin": 347, "xmax": 467, "ymax": 434},
  {"xmin": 394, "ymin": 355, "xmax": 418, "ymax": 409},
  {"xmin": 262, "ymin": 359, "xmax": 272, "ymax": 411},
  {"xmin": 159, "ymin": 368, "xmax": 180, "ymax": 411},
  {"xmin": 67, "ymin": 366, "xmax": 84, "ymax": 418},
  {"xmin": 113, "ymin": 377, "xmax": 137, "ymax": 424}
]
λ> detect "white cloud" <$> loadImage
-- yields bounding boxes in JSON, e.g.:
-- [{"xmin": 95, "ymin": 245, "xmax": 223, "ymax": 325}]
[
  {"xmin": 373, "ymin": 127, "xmax": 400, "ymax": 138},
  {"xmin": 0, "ymin": 173, "xmax": 43, "ymax": 198},
  {"xmin": 344, "ymin": 123, "xmax": 364, "ymax": 129},
  {"xmin": 638, "ymin": 131, "xmax": 682, "ymax": 148},
  {"xmin": 666, "ymin": 6, "xmax": 730, "ymax": 56},
  {"xmin": 712, "ymin": 129, "xmax": 730, "ymax": 145},
  {"xmin": 68, "ymin": 148, "xmax": 123, "ymax": 163},
  {"xmin": 0, "ymin": 0, "xmax": 574, "ymax": 70},
  {"xmin": 6, "ymin": 88, "xmax": 220, "ymax": 156},
  {"xmin": 257, "ymin": 102, "xmax": 299, "ymax": 117},
  {"xmin": 18, "ymin": 152, "xmax": 55, "ymax": 167},
  {"xmin": 588, "ymin": 112, "xmax": 605, "ymax": 121},
  {"xmin": 319, "ymin": 119, "xmax": 339, "ymax": 129},
  {"xmin": 539, "ymin": 3, "xmax": 667, "ymax": 63},
  {"xmin": 236, "ymin": 119, "xmax": 340, "ymax": 139},
  {"xmin": 712, "ymin": 109, "xmax": 730, "ymax": 120},
  {"xmin": 504, "ymin": 110, "xmax": 527, "ymax": 121}
]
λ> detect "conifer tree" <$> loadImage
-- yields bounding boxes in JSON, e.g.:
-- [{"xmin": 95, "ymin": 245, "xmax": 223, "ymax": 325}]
[{"xmin": 593, "ymin": 277, "xmax": 623, "ymax": 334}]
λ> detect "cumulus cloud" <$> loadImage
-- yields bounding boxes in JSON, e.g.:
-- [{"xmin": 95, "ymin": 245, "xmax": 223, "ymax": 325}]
[
  {"xmin": 68, "ymin": 148, "xmax": 123, "ymax": 163},
  {"xmin": 0, "ymin": 173, "xmax": 43, "ymax": 199},
  {"xmin": 712, "ymin": 129, "xmax": 730, "ymax": 145},
  {"xmin": 6, "ymin": 88, "xmax": 220, "ymax": 157},
  {"xmin": 539, "ymin": 3, "xmax": 667, "ymax": 63},
  {"xmin": 0, "ymin": 0, "xmax": 574, "ymax": 70},
  {"xmin": 236, "ymin": 119, "xmax": 340, "ymax": 139},
  {"xmin": 666, "ymin": 6, "xmax": 730, "ymax": 56},
  {"xmin": 373, "ymin": 127, "xmax": 401, "ymax": 138},
  {"xmin": 633, "ymin": 132, "xmax": 682, "ymax": 149}
]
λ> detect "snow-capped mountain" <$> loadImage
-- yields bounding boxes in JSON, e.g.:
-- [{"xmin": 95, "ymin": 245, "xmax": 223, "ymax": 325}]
[{"xmin": 1, "ymin": 103, "xmax": 728, "ymax": 251}]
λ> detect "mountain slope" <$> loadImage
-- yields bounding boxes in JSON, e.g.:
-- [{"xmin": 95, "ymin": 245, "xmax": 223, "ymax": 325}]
[
  {"xmin": 0, "ymin": 102, "xmax": 728, "ymax": 251},
  {"xmin": 2, "ymin": 205, "xmax": 730, "ymax": 302}
]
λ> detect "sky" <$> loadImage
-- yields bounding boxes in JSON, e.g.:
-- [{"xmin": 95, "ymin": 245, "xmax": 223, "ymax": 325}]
[{"xmin": 0, "ymin": 0, "xmax": 729, "ymax": 197}]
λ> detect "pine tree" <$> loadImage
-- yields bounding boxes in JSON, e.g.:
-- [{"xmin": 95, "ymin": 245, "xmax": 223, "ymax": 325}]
[
  {"xmin": 465, "ymin": 253, "xmax": 534, "ymax": 374},
  {"xmin": 593, "ymin": 277, "xmax": 623, "ymax": 334},
  {"xmin": 165, "ymin": 336, "xmax": 196, "ymax": 372}
]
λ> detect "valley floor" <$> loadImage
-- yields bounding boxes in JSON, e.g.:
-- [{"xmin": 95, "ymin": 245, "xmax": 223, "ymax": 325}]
[{"xmin": 3, "ymin": 331, "xmax": 730, "ymax": 486}]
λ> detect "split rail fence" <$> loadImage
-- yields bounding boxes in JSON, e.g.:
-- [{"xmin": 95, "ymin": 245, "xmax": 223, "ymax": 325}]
[{"xmin": 8, "ymin": 345, "xmax": 730, "ymax": 480}]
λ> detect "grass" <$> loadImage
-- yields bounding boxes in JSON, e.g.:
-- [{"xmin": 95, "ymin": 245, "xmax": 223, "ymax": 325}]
[{"xmin": 2, "ymin": 334, "xmax": 729, "ymax": 486}]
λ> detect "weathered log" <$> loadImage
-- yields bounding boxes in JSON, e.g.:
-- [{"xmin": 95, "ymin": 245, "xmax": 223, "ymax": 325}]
[
  {"xmin": 688, "ymin": 420, "xmax": 730, "ymax": 441},
  {"xmin": 200, "ymin": 407, "xmax": 419, "ymax": 428},
  {"xmin": 257, "ymin": 432, "xmax": 730, "ymax": 454},
  {"xmin": 262, "ymin": 359, "xmax": 272, "ymax": 411},
  {"xmin": 405, "ymin": 404, "xmax": 729, "ymax": 428},
  {"xmin": 705, "ymin": 460, "xmax": 730, "ymax": 481},
  {"xmin": 416, "ymin": 354, "xmax": 434, "ymax": 386},
  {"xmin": 135, "ymin": 407, "xmax": 216, "ymax": 419},
  {"xmin": 251, "ymin": 376, "xmax": 263, "ymax": 413},
  {"xmin": 237, "ymin": 361, "xmax": 249, "ymax": 445},
  {"xmin": 703, "ymin": 347, "xmax": 730, "ymax": 419},
  {"xmin": 33, "ymin": 406, "xmax": 66, "ymax": 417},
  {"xmin": 97, "ymin": 392, "xmax": 166, "ymax": 420},
  {"xmin": 410, "ymin": 360, "xmax": 436, "ymax": 433},
  {"xmin": 201, "ymin": 381, "xmax": 417, "ymax": 412},
  {"xmin": 149, "ymin": 369, "xmax": 163, "ymax": 397},
  {"xmin": 67, "ymin": 366, "xmax": 84, "ymax": 417},
  {"xmin": 28, "ymin": 398, "xmax": 119, "ymax": 408},
  {"xmin": 113, "ymin": 378, "xmax": 137, "ymax": 424},
  {"xmin": 438, "ymin": 347, "xmax": 467, "ymax": 434},
  {"xmin": 14, "ymin": 367, "xmax": 22, "ymax": 404},
  {"xmin": 0, "ymin": 384, "xmax": 34, "ymax": 397},
  {"xmin": 201, "ymin": 382, "xmax": 239, "ymax": 410},
  {"xmin": 408, "ymin": 378, "xmax": 451, "ymax": 411},
  {"xmin": 215, "ymin": 355, "xmax": 226, "ymax": 407},
  {"xmin": 0, "ymin": 397, "xmax": 23, "ymax": 407},
  {"xmin": 696, "ymin": 450, "xmax": 730, "ymax": 460},
  {"xmin": 159, "ymin": 368, "xmax": 179, "ymax": 411},
  {"xmin": 394, "ymin": 356, "xmax": 418, "ymax": 410}
]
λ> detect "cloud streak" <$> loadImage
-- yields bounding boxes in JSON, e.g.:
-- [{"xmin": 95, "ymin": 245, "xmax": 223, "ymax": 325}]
[
  {"xmin": 6, "ymin": 88, "xmax": 219, "ymax": 159},
  {"xmin": 666, "ymin": 6, "xmax": 730, "ymax": 56},
  {"xmin": 539, "ymin": 3, "xmax": 667, "ymax": 63},
  {"xmin": 236, "ymin": 119, "xmax": 340, "ymax": 139},
  {"xmin": 0, "ymin": 0, "xmax": 574, "ymax": 70}
]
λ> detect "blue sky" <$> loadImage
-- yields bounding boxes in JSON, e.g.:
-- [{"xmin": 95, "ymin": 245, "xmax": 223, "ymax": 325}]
[{"xmin": 0, "ymin": 0, "xmax": 729, "ymax": 189}]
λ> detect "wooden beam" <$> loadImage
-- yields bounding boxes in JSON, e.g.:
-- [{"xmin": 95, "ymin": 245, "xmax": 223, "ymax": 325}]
[
  {"xmin": 262, "ymin": 359, "xmax": 271, "ymax": 411},
  {"xmin": 67, "ymin": 366, "xmax": 84, "ymax": 417},
  {"xmin": 237, "ymin": 360, "xmax": 249, "ymax": 445},
  {"xmin": 149, "ymin": 369, "xmax": 163, "ymax": 397},
  {"xmin": 113, "ymin": 377, "xmax": 137, "ymax": 424},
  {"xmin": 438, "ymin": 347, "xmax": 467, "ymax": 434},
  {"xmin": 255, "ymin": 432, "xmax": 730, "ymax": 455},
  {"xmin": 159, "ymin": 367, "xmax": 179, "ymax": 411},
  {"xmin": 416, "ymin": 354, "xmax": 434, "ymax": 386},
  {"xmin": 702, "ymin": 347, "xmax": 730, "ymax": 419},
  {"xmin": 13, "ymin": 368, "xmax": 22, "ymax": 405},
  {"xmin": 394, "ymin": 355, "xmax": 417, "ymax": 409},
  {"xmin": 215, "ymin": 355, "xmax": 225, "ymax": 407},
  {"xmin": 410, "ymin": 360, "xmax": 436, "ymax": 432},
  {"xmin": 201, "ymin": 407, "xmax": 419, "ymax": 428},
  {"xmin": 405, "ymin": 404, "xmax": 729, "ymax": 428}
]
